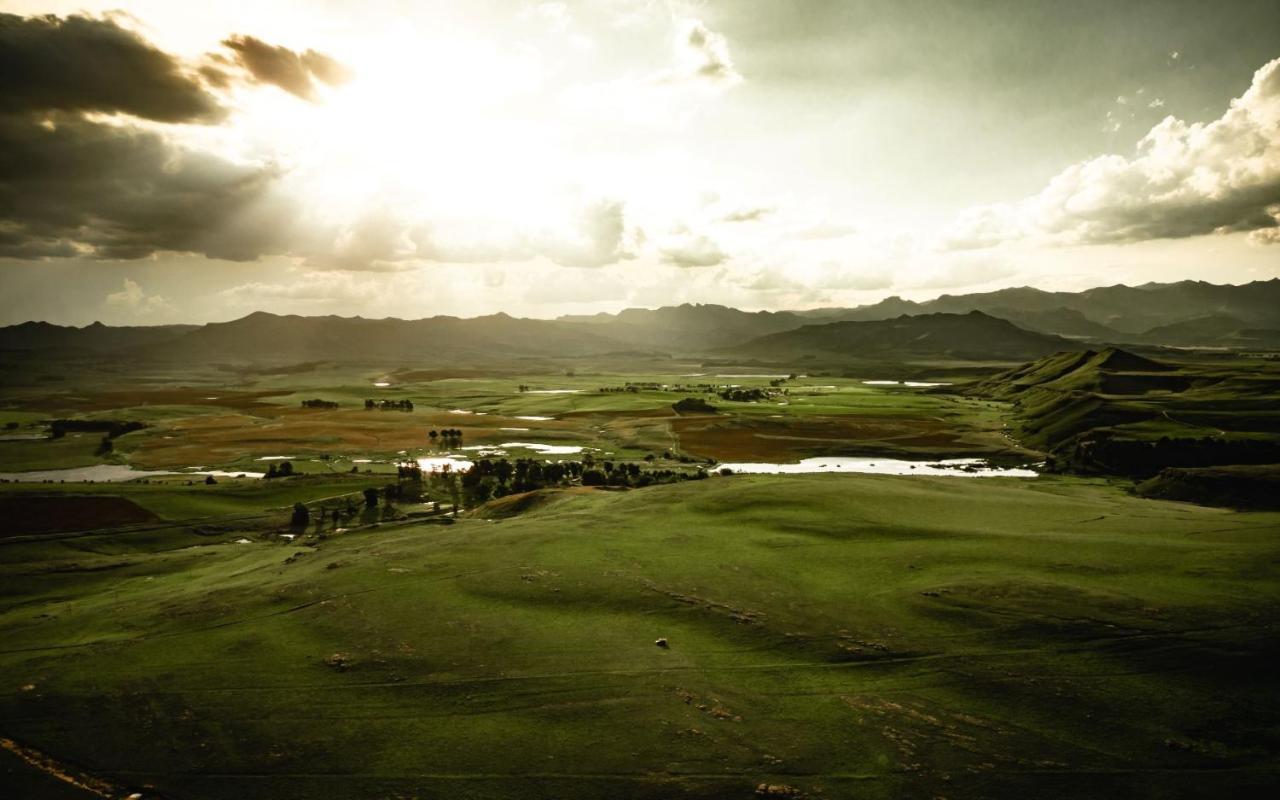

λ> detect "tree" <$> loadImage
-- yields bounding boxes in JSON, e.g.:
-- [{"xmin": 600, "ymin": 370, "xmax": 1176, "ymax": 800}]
[
  {"xmin": 204, "ymin": 474, "xmax": 217, "ymax": 485},
  {"xmin": 290, "ymin": 502, "xmax": 309, "ymax": 527},
  {"xmin": 363, "ymin": 488, "xmax": 379, "ymax": 508},
  {"xmin": 278, "ymin": 461, "xmax": 294, "ymax": 477},
  {"xmin": 581, "ymin": 469, "xmax": 606, "ymax": 486}
]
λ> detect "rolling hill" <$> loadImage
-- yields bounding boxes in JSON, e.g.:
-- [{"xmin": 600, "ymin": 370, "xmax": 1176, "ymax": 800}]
[
  {"xmin": 965, "ymin": 347, "xmax": 1280, "ymax": 476},
  {"xmin": 729, "ymin": 311, "xmax": 1077, "ymax": 362}
]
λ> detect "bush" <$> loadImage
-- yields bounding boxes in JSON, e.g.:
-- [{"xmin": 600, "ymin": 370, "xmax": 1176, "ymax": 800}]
[{"xmin": 672, "ymin": 397, "xmax": 717, "ymax": 414}]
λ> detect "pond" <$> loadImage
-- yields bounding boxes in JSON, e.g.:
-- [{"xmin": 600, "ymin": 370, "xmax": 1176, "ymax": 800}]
[
  {"xmin": 498, "ymin": 442, "xmax": 585, "ymax": 455},
  {"xmin": 0, "ymin": 465, "xmax": 265, "ymax": 482},
  {"xmin": 716, "ymin": 457, "xmax": 1037, "ymax": 477},
  {"xmin": 513, "ymin": 415, "xmax": 555, "ymax": 421},
  {"xmin": 862, "ymin": 380, "xmax": 953, "ymax": 387},
  {"xmin": 523, "ymin": 389, "xmax": 581, "ymax": 394},
  {"xmin": 415, "ymin": 456, "xmax": 475, "ymax": 472}
]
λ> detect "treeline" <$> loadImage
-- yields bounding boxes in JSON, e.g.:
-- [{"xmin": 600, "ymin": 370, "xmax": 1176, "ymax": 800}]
[
  {"xmin": 429, "ymin": 428, "xmax": 463, "ymax": 445},
  {"xmin": 597, "ymin": 382, "xmax": 718, "ymax": 394},
  {"xmin": 717, "ymin": 387, "xmax": 781, "ymax": 402},
  {"xmin": 460, "ymin": 457, "xmax": 707, "ymax": 504},
  {"xmin": 1053, "ymin": 435, "xmax": 1280, "ymax": 478},
  {"xmin": 48, "ymin": 419, "xmax": 145, "ymax": 439},
  {"xmin": 301, "ymin": 398, "xmax": 339, "ymax": 409},
  {"xmin": 365, "ymin": 399, "xmax": 414, "ymax": 411},
  {"xmin": 264, "ymin": 461, "xmax": 297, "ymax": 478}
]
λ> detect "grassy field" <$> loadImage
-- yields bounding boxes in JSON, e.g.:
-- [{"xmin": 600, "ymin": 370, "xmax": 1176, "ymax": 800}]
[
  {"xmin": 1, "ymin": 474, "xmax": 1278, "ymax": 799},
  {"xmin": 1, "ymin": 356, "xmax": 1277, "ymax": 799}
]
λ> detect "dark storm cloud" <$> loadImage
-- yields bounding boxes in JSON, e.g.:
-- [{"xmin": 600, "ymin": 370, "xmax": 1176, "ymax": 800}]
[
  {"xmin": 0, "ymin": 13, "xmax": 224, "ymax": 123},
  {"xmin": 0, "ymin": 114, "xmax": 296, "ymax": 261},
  {"xmin": 222, "ymin": 35, "xmax": 352, "ymax": 101}
]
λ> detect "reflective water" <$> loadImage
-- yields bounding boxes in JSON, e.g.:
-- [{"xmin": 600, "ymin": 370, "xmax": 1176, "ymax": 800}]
[
  {"xmin": 498, "ymin": 442, "xmax": 585, "ymax": 455},
  {"xmin": 415, "ymin": 456, "xmax": 475, "ymax": 472},
  {"xmin": 716, "ymin": 457, "xmax": 1037, "ymax": 477},
  {"xmin": 0, "ymin": 465, "xmax": 265, "ymax": 482}
]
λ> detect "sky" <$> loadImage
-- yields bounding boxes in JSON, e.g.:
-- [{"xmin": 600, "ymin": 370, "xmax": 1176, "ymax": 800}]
[{"xmin": 0, "ymin": 0, "xmax": 1278, "ymax": 325}]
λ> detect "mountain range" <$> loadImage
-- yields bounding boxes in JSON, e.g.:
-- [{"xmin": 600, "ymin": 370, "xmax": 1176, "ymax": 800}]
[{"xmin": 2, "ymin": 279, "xmax": 1277, "ymax": 364}]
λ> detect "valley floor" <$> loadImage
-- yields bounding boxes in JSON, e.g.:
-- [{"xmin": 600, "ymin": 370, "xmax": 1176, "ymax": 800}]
[{"xmin": 2, "ymin": 474, "xmax": 1278, "ymax": 799}]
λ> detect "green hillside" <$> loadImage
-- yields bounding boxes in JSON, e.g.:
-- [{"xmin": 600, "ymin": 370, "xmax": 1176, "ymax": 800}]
[
  {"xmin": 966, "ymin": 349, "xmax": 1280, "ymax": 476},
  {"xmin": 730, "ymin": 312, "xmax": 1075, "ymax": 363},
  {"xmin": 3, "ymin": 474, "xmax": 1279, "ymax": 799}
]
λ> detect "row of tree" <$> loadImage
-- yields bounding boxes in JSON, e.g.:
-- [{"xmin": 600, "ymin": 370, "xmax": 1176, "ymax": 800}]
[
  {"xmin": 459, "ymin": 457, "xmax": 707, "ymax": 504},
  {"xmin": 49, "ymin": 419, "xmax": 145, "ymax": 439},
  {"xmin": 365, "ymin": 399, "xmax": 415, "ymax": 411},
  {"xmin": 429, "ymin": 429, "xmax": 464, "ymax": 445}
]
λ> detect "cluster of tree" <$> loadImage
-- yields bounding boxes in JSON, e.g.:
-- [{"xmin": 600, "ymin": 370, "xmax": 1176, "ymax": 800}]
[
  {"xmin": 290, "ymin": 480, "xmax": 444, "ymax": 532},
  {"xmin": 672, "ymin": 397, "xmax": 717, "ymax": 414},
  {"xmin": 397, "ymin": 462, "xmax": 423, "ymax": 481},
  {"xmin": 717, "ymin": 387, "xmax": 780, "ymax": 402},
  {"xmin": 429, "ymin": 428, "xmax": 464, "ymax": 445},
  {"xmin": 364, "ymin": 399, "xmax": 414, "ymax": 411},
  {"xmin": 49, "ymin": 419, "xmax": 145, "ymax": 440},
  {"xmin": 768, "ymin": 374, "xmax": 798, "ymax": 386},
  {"xmin": 459, "ymin": 457, "xmax": 707, "ymax": 505},
  {"xmin": 1055, "ymin": 435, "xmax": 1280, "ymax": 478},
  {"xmin": 640, "ymin": 450, "xmax": 707, "ymax": 464},
  {"xmin": 264, "ymin": 461, "xmax": 296, "ymax": 478},
  {"xmin": 516, "ymin": 384, "xmax": 531, "ymax": 392},
  {"xmin": 301, "ymin": 399, "xmax": 340, "ymax": 409},
  {"xmin": 597, "ymin": 385, "xmax": 643, "ymax": 393}
]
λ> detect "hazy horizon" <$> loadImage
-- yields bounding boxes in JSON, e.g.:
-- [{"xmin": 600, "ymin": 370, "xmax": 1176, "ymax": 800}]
[
  {"xmin": 4, "ymin": 275, "xmax": 1278, "ymax": 329},
  {"xmin": 2, "ymin": 1, "xmax": 1279, "ymax": 326}
]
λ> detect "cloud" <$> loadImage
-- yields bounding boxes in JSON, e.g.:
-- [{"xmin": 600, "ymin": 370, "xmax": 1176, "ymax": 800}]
[
  {"xmin": 104, "ymin": 278, "xmax": 171, "ymax": 313},
  {"xmin": 219, "ymin": 271, "xmax": 384, "ymax": 305},
  {"xmin": 643, "ymin": 18, "xmax": 742, "ymax": 90},
  {"xmin": 1247, "ymin": 205, "xmax": 1280, "ymax": 245},
  {"xmin": 306, "ymin": 211, "xmax": 423, "ymax": 271},
  {"xmin": 0, "ymin": 12, "xmax": 224, "ymax": 123},
  {"xmin": 539, "ymin": 200, "xmax": 641, "ymax": 268},
  {"xmin": 0, "ymin": 114, "xmax": 296, "ymax": 261},
  {"xmin": 721, "ymin": 205, "xmax": 774, "ymax": 223},
  {"xmin": 676, "ymin": 19, "xmax": 742, "ymax": 86},
  {"xmin": 222, "ymin": 35, "xmax": 351, "ymax": 101},
  {"xmin": 789, "ymin": 220, "xmax": 858, "ymax": 240},
  {"xmin": 944, "ymin": 57, "xmax": 1280, "ymax": 248},
  {"xmin": 659, "ymin": 229, "xmax": 727, "ymax": 267},
  {"xmin": 305, "ymin": 200, "xmax": 642, "ymax": 271}
]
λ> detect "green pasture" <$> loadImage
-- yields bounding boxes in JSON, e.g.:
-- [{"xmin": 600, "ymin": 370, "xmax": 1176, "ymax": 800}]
[{"xmin": 1, "ymin": 474, "xmax": 1277, "ymax": 799}]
